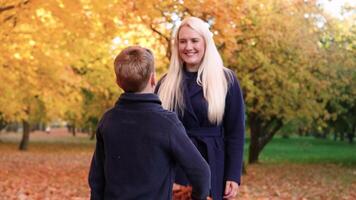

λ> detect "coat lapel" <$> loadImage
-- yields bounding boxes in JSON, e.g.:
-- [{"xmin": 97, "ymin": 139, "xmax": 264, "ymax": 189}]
[
  {"xmin": 182, "ymin": 74, "xmax": 200, "ymax": 123},
  {"xmin": 188, "ymin": 80, "xmax": 202, "ymax": 98}
]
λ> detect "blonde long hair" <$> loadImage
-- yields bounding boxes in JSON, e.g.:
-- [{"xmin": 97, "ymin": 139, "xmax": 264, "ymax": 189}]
[{"xmin": 158, "ymin": 17, "xmax": 229, "ymax": 124}]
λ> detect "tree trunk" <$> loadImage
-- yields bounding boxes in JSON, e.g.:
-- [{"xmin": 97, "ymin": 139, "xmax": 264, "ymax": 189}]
[
  {"xmin": 72, "ymin": 124, "xmax": 76, "ymax": 137},
  {"xmin": 248, "ymin": 113, "xmax": 283, "ymax": 164},
  {"xmin": 297, "ymin": 127, "xmax": 303, "ymax": 136},
  {"xmin": 349, "ymin": 124, "xmax": 356, "ymax": 144},
  {"xmin": 0, "ymin": 116, "xmax": 7, "ymax": 132},
  {"xmin": 340, "ymin": 132, "xmax": 345, "ymax": 141},
  {"xmin": 248, "ymin": 142, "xmax": 260, "ymax": 164},
  {"xmin": 248, "ymin": 113, "xmax": 261, "ymax": 164},
  {"xmin": 40, "ymin": 122, "xmax": 46, "ymax": 131},
  {"xmin": 19, "ymin": 120, "xmax": 30, "ymax": 151},
  {"xmin": 242, "ymin": 161, "xmax": 247, "ymax": 175},
  {"xmin": 347, "ymin": 132, "xmax": 354, "ymax": 144},
  {"xmin": 90, "ymin": 127, "xmax": 95, "ymax": 140}
]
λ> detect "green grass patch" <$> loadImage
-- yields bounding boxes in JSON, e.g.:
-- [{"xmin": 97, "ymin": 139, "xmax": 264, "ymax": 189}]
[
  {"xmin": 1, "ymin": 133, "xmax": 355, "ymax": 165},
  {"xmin": 244, "ymin": 136, "xmax": 356, "ymax": 166}
]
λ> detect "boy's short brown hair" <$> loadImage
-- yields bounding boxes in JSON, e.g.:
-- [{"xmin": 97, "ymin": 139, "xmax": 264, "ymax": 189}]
[{"xmin": 114, "ymin": 46, "xmax": 154, "ymax": 92}]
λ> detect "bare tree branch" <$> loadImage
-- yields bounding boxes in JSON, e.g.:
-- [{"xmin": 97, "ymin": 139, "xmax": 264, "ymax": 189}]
[{"xmin": 0, "ymin": 5, "xmax": 15, "ymax": 14}]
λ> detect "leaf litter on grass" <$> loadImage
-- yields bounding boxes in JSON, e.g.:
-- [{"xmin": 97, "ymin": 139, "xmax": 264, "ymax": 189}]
[{"xmin": 0, "ymin": 130, "xmax": 355, "ymax": 200}]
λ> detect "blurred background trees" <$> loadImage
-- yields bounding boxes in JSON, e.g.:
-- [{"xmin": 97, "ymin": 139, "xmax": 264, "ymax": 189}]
[{"xmin": 0, "ymin": 0, "xmax": 354, "ymax": 162}]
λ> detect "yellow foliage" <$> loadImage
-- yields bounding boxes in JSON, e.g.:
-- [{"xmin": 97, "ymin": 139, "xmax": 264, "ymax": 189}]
[{"xmin": 0, "ymin": 0, "xmax": 353, "ymax": 131}]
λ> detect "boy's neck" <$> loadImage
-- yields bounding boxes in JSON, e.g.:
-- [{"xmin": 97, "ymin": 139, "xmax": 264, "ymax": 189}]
[{"xmin": 135, "ymin": 87, "xmax": 154, "ymax": 94}]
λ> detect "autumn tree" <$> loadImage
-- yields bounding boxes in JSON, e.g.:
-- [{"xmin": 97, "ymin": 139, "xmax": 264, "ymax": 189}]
[
  {"xmin": 225, "ymin": 0, "xmax": 338, "ymax": 163},
  {"xmin": 127, "ymin": 0, "xmax": 342, "ymax": 163},
  {"xmin": 319, "ymin": 11, "xmax": 356, "ymax": 143},
  {"xmin": 0, "ymin": 0, "xmax": 170, "ymax": 148},
  {"xmin": 0, "ymin": 0, "xmax": 89, "ymax": 150},
  {"xmin": 1, "ymin": 0, "xmax": 352, "ymax": 157}
]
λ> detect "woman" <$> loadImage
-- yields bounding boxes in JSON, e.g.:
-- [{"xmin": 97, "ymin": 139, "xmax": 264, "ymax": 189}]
[{"xmin": 156, "ymin": 17, "xmax": 245, "ymax": 200}]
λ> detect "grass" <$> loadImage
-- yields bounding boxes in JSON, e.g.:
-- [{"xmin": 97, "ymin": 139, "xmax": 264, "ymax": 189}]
[
  {"xmin": 244, "ymin": 136, "xmax": 356, "ymax": 166},
  {"xmin": 1, "ymin": 130, "xmax": 355, "ymax": 165}
]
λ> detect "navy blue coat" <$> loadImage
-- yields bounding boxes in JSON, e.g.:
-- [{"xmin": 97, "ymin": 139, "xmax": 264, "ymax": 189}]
[
  {"xmin": 88, "ymin": 93, "xmax": 211, "ymax": 200},
  {"xmin": 156, "ymin": 69, "xmax": 245, "ymax": 200}
]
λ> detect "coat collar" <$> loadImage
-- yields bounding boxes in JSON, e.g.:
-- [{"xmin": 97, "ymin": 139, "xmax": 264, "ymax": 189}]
[
  {"xmin": 115, "ymin": 93, "xmax": 162, "ymax": 110},
  {"xmin": 182, "ymin": 70, "xmax": 201, "ymax": 122},
  {"xmin": 182, "ymin": 69, "xmax": 202, "ymax": 98}
]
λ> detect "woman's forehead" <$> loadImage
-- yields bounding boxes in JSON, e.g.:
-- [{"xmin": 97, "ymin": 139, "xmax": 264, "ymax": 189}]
[{"xmin": 178, "ymin": 26, "xmax": 203, "ymax": 39}]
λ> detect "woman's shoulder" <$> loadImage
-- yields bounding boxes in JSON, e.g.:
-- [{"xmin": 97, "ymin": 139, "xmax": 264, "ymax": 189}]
[
  {"xmin": 154, "ymin": 73, "xmax": 167, "ymax": 93},
  {"xmin": 223, "ymin": 67, "xmax": 239, "ymax": 85},
  {"xmin": 222, "ymin": 68, "xmax": 244, "ymax": 101},
  {"xmin": 158, "ymin": 73, "xmax": 168, "ymax": 83}
]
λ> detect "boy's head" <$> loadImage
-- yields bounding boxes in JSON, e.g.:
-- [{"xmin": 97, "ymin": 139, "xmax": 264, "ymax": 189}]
[{"xmin": 114, "ymin": 46, "xmax": 155, "ymax": 92}]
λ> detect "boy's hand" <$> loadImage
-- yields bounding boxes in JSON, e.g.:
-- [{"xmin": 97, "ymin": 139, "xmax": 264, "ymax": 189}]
[{"xmin": 223, "ymin": 180, "xmax": 239, "ymax": 199}]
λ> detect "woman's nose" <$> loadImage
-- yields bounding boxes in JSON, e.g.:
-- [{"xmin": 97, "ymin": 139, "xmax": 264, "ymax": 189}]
[{"xmin": 185, "ymin": 41, "xmax": 193, "ymax": 50}]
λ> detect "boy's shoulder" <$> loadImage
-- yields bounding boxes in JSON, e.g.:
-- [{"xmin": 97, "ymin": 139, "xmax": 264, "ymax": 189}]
[
  {"xmin": 101, "ymin": 107, "xmax": 116, "ymax": 118},
  {"xmin": 156, "ymin": 109, "xmax": 182, "ymax": 128},
  {"xmin": 96, "ymin": 107, "xmax": 116, "ymax": 129},
  {"xmin": 101, "ymin": 104, "xmax": 181, "ymax": 128}
]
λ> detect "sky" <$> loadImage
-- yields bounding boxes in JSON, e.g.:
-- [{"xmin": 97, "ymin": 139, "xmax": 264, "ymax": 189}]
[{"xmin": 317, "ymin": 0, "xmax": 355, "ymax": 19}]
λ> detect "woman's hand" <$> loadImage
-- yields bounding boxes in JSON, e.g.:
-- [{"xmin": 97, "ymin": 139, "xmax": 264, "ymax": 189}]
[
  {"xmin": 173, "ymin": 184, "xmax": 212, "ymax": 200},
  {"xmin": 173, "ymin": 183, "xmax": 191, "ymax": 200},
  {"xmin": 173, "ymin": 183, "xmax": 184, "ymax": 192},
  {"xmin": 223, "ymin": 180, "xmax": 239, "ymax": 199}
]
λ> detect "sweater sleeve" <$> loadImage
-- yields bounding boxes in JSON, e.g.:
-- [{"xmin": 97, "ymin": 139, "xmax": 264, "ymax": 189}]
[
  {"xmin": 88, "ymin": 117, "xmax": 106, "ymax": 200},
  {"xmin": 169, "ymin": 116, "xmax": 211, "ymax": 200},
  {"xmin": 223, "ymin": 72, "xmax": 245, "ymax": 185}
]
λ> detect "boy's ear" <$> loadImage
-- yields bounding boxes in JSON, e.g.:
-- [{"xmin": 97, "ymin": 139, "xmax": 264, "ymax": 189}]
[
  {"xmin": 150, "ymin": 72, "xmax": 156, "ymax": 87},
  {"xmin": 116, "ymin": 77, "xmax": 121, "ymax": 87}
]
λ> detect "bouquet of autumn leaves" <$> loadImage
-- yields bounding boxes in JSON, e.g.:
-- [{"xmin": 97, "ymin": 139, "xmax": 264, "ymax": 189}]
[{"xmin": 173, "ymin": 185, "xmax": 213, "ymax": 200}]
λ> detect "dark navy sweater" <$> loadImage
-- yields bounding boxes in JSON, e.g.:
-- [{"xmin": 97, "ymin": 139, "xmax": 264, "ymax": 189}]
[{"xmin": 88, "ymin": 93, "xmax": 211, "ymax": 200}]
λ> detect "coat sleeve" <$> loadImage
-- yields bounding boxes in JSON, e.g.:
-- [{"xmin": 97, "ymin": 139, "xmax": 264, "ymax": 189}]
[
  {"xmin": 169, "ymin": 116, "xmax": 211, "ymax": 200},
  {"xmin": 223, "ymin": 71, "xmax": 245, "ymax": 185},
  {"xmin": 88, "ymin": 117, "xmax": 106, "ymax": 200}
]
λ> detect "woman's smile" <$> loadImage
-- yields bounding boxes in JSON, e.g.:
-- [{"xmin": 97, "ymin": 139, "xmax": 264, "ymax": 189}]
[{"xmin": 178, "ymin": 26, "xmax": 205, "ymax": 71}]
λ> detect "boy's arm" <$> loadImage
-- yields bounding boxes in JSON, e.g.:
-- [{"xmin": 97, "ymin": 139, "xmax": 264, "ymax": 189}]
[
  {"xmin": 169, "ymin": 119, "xmax": 211, "ymax": 200},
  {"xmin": 88, "ymin": 119, "xmax": 105, "ymax": 200}
]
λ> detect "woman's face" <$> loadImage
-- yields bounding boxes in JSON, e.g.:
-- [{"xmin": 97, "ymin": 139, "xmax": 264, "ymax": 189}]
[{"xmin": 178, "ymin": 26, "xmax": 205, "ymax": 72}]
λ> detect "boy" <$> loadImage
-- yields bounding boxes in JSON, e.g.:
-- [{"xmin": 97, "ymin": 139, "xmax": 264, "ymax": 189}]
[{"xmin": 88, "ymin": 46, "xmax": 211, "ymax": 200}]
